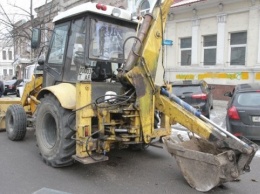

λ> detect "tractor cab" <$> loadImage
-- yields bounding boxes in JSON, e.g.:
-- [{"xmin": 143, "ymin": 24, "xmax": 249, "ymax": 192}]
[{"xmin": 33, "ymin": 3, "xmax": 138, "ymax": 87}]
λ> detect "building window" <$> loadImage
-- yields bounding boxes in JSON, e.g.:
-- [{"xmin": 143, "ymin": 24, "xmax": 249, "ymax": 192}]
[
  {"xmin": 2, "ymin": 51, "xmax": 6, "ymax": 60},
  {"xmin": 180, "ymin": 37, "xmax": 192, "ymax": 66},
  {"xmin": 230, "ymin": 32, "xmax": 247, "ymax": 65},
  {"xmin": 9, "ymin": 69, "xmax": 13, "ymax": 76},
  {"xmin": 203, "ymin": 35, "xmax": 217, "ymax": 65},
  {"xmin": 8, "ymin": 51, "xmax": 12, "ymax": 60},
  {"xmin": 3, "ymin": 69, "xmax": 7, "ymax": 76},
  {"xmin": 139, "ymin": 0, "xmax": 150, "ymax": 15}
]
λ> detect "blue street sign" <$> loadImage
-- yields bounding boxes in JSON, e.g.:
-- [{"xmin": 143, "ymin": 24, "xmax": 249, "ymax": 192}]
[{"xmin": 162, "ymin": 39, "xmax": 173, "ymax": 46}]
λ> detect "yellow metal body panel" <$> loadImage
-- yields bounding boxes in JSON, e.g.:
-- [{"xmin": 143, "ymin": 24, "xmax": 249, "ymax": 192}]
[
  {"xmin": 140, "ymin": 0, "xmax": 172, "ymax": 81},
  {"xmin": 155, "ymin": 92, "xmax": 212, "ymax": 139},
  {"xmin": 0, "ymin": 98, "xmax": 21, "ymax": 130},
  {"xmin": 21, "ymin": 76, "xmax": 43, "ymax": 114},
  {"xmin": 38, "ymin": 83, "xmax": 76, "ymax": 110},
  {"xmin": 76, "ymin": 82, "xmax": 95, "ymax": 158}
]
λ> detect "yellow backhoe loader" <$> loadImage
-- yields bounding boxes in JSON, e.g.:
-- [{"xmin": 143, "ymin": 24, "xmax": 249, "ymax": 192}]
[
  {"xmin": 3, "ymin": 0, "xmax": 257, "ymax": 192},
  {"xmin": 0, "ymin": 63, "xmax": 43, "ymax": 140}
]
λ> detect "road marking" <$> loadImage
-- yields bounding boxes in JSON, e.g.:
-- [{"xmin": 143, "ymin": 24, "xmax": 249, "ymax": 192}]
[{"xmin": 32, "ymin": 188, "xmax": 71, "ymax": 194}]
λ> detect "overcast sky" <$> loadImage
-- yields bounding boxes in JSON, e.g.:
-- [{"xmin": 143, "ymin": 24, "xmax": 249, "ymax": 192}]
[{"xmin": 0, "ymin": 0, "xmax": 50, "ymax": 22}]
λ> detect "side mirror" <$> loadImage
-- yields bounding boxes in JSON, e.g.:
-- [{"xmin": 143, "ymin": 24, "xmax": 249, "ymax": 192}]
[
  {"xmin": 224, "ymin": 91, "xmax": 232, "ymax": 97},
  {"xmin": 38, "ymin": 59, "xmax": 45, "ymax": 66},
  {"xmin": 31, "ymin": 28, "xmax": 41, "ymax": 49}
]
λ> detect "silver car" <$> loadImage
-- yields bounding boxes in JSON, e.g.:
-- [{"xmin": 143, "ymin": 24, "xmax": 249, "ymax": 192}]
[{"xmin": 225, "ymin": 83, "xmax": 260, "ymax": 140}]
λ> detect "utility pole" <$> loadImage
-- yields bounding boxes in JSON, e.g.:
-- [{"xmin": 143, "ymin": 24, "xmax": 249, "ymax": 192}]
[{"xmin": 30, "ymin": 0, "xmax": 33, "ymax": 62}]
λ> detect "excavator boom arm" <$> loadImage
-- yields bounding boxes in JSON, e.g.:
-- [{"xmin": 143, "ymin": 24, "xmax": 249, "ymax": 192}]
[{"xmin": 118, "ymin": 0, "xmax": 257, "ymax": 191}]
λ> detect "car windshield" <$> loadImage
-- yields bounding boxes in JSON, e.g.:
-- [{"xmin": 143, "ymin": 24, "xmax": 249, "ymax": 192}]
[
  {"xmin": 172, "ymin": 85, "xmax": 201, "ymax": 96},
  {"xmin": 236, "ymin": 92, "xmax": 260, "ymax": 106},
  {"xmin": 89, "ymin": 19, "xmax": 136, "ymax": 62}
]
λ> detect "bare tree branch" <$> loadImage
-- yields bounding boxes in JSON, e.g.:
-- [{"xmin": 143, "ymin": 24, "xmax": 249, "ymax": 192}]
[{"xmin": 0, "ymin": 0, "xmax": 57, "ymax": 60}]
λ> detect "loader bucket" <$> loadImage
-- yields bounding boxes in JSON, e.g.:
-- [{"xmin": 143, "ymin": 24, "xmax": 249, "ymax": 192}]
[{"xmin": 163, "ymin": 136, "xmax": 241, "ymax": 192}]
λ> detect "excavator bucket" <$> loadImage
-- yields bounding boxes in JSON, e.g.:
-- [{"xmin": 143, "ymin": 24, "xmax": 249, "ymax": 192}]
[
  {"xmin": 159, "ymin": 89, "xmax": 257, "ymax": 191},
  {"xmin": 163, "ymin": 136, "xmax": 247, "ymax": 192}
]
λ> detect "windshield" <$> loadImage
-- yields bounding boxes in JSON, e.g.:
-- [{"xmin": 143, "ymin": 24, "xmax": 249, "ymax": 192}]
[
  {"xmin": 89, "ymin": 19, "xmax": 136, "ymax": 62},
  {"xmin": 235, "ymin": 92, "xmax": 260, "ymax": 106}
]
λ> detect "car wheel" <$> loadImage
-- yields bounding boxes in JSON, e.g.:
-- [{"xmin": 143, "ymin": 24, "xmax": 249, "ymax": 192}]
[
  {"xmin": 35, "ymin": 93, "xmax": 76, "ymax": 167},
  {"xmin": 6, "ymin": 104, "xmax": 27, "ymax": 141},
  {"xmin": 16, "ymin": 90, "xmax": 20, "ymax": 97}
]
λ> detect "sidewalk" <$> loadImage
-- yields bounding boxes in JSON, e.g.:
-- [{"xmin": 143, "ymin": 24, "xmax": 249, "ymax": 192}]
[{"xmin": 213, "ymin": 100, "xmax": 228, "ymax": 107}]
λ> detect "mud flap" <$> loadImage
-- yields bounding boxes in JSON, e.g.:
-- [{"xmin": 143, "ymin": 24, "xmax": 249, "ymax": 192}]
[{"xmin": 163, "ymin": 136, "xmax": 240, "ymax": 192}]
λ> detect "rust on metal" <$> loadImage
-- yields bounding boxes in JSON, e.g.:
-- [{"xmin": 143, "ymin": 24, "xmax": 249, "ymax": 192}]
[{"xmin": 129, "ymin": 71, "xmax": 146, "ymax": 98}]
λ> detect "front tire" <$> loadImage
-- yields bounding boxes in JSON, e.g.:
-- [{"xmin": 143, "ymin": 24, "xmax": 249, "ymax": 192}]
[
  {"xmin": 6, "ymin": 104, "xmax": 27, "ymax": 141},
  {"xmin": 36, "ymin": 94, "xmax": 76, "ymax": 167}
]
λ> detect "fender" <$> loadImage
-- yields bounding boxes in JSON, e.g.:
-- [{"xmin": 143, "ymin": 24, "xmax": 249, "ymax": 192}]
[{"xmin": 37, "ymin": 83, "xmax": 76, "ymax": 110}]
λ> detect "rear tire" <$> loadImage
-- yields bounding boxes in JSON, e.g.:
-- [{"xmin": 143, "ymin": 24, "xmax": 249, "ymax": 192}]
[
  {"xmin": 6, "ymin": 104, "xmax": 27, "ymax": 141},
  {"xmin": 36, "ymin": 94, "xmax": 76, "ymax": 167}
]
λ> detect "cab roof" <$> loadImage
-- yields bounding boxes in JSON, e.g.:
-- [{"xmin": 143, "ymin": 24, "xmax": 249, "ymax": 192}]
[{"xmin": 53, "ymin": 2, "xmax": 132, "ymax": 22}]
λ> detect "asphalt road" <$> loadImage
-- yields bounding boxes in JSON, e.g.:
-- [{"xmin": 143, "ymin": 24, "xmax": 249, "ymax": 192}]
[{"xmin": 0, "ymin": 100, "xmax": 259, "ymax": 194}]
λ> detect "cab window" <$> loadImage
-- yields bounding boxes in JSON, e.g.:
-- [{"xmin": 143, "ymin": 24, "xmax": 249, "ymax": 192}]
[
  {"xmin": 63, "ymin": 18, "xmax": 86, "ymax": 82},
  {"xmin": 47, "ymin": 23, "xmax": 69, "ymax": 72},
  {"xmin": 89, "ymin": 18, "xmax": 136, "ymax": 62}
]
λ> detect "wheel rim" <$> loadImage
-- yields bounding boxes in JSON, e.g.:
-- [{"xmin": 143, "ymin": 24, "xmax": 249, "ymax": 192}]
[{"xmin": 42, "ymin": 112, "xmax": 57, "ymax": 148}]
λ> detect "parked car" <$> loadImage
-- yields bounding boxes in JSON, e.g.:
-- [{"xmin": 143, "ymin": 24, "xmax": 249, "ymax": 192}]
[
  {"xmin": 224, "ymin": 83, "xmax": 260, "ymax": 140},
  {"xmin": 15, "ymin": 64, "xmax": 40, "ymax": 97},
  {"xmin": 16, "ymin": 81, "xmax": 24, "ymax": 97},
  {"xmin": 171, "ymin": 80, "xmax": 214, "ymax": 118},
  {"xmin": 3, "ymin": 79, "xmax": 23, "ymax": 95}
]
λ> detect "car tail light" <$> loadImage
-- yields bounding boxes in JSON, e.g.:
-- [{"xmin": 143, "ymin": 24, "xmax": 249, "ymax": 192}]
[
  {"xmin": 8, "ymin": 85, "xmax": 14, "ymax": 89},
  {"xmin": 191, "ymin": 93, "xmax": 207, "ymax": 100},
  {"xmin": 228, "ymin": 106, "xmax": 240, "ymax": 120},
  {"xmin": 233, "ymin": 132, "xmax": 242, "ymax": 137}
]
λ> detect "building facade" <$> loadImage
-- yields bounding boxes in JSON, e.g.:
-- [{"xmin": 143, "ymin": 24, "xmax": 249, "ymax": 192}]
[
  {"xmin": 13, "ymin": 0, "xmax": 259, "ymax": 99},
  {"xmin": 164, "ymin": 0, "xmax": 260, "ymax": 100},
  {"xmin": 0, "ymin": 41, "xmax": 14, "ymax": 80}
]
